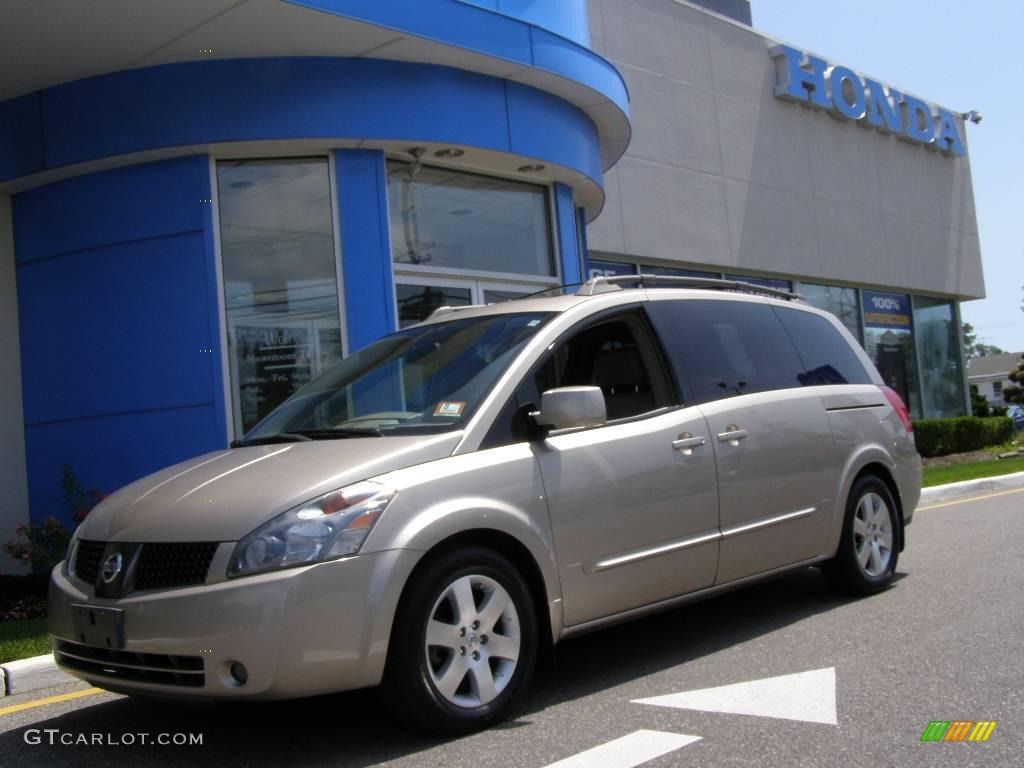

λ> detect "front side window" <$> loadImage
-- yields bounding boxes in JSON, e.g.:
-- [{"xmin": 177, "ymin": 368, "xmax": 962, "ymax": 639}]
[
  {"xmin": 387, "ymin": 163, "xmax": 553, "ymax": 276},
  {"xmin": 217, "ymin": 158, "xmax": 342, "ymax": 435},
  {"xmin": 241, "ymin": 312, "xmax": 552, "ymax": 441},
  {"xmin": 534, "ymin": 314, "xmax": 672, "ymax": 421}
]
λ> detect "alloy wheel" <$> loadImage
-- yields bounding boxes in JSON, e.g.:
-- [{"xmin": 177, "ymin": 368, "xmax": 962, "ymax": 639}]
[{"xmin": 424, "ymin": 574, "xmax": 521, "ymax": 708}]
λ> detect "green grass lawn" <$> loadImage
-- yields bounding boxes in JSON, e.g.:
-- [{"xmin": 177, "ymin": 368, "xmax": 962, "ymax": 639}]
[
  {"xmin": 923, "ymin": 454, "xmax": 1024, "ymax": 488},
  {"xmin": 0, "ymin": 618, "xmax": 51, "ymax": 664}
]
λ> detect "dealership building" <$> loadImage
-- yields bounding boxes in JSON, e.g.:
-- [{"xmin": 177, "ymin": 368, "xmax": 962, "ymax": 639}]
[{"xmin": 0, "ymin": 0, "xmax": 984, "ymax": 563}]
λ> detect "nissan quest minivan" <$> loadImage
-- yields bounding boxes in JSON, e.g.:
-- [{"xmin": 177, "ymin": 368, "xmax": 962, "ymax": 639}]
[{"xmin": 50, "ymin": 275, "xmax": 921, "ymax": 733}]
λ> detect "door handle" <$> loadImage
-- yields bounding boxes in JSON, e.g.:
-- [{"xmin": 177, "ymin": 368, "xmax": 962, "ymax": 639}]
[
  {"xmin": 717, "ymin": 427, "xmax": 747, "ymax": 443},
  {"xmin": 672, "ymin": 435, "xmax": 706, "ymax": 451}
]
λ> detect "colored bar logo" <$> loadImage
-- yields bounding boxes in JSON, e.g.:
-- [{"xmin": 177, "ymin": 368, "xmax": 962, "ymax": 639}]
[{"xmin": 920, "ymin": 721, "xmax": 997, "ymax": 742}]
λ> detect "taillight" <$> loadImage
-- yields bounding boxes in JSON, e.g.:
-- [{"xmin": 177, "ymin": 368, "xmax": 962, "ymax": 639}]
[{"xmin": 880, "ymin": 386, "xmax": 913, "ymax": 433}]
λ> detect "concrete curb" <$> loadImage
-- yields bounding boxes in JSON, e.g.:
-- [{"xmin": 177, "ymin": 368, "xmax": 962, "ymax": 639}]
[
  {"xmin": 3, "ymin": 470, "xmax": 1023, "ymax": 699},
  {"xmin": 1, "ymin": 653, "xmax": 72, "ymax": 696},
  {"xmin": 919, "ymin": 470, "xmax": 1024, "ymax": 506}
]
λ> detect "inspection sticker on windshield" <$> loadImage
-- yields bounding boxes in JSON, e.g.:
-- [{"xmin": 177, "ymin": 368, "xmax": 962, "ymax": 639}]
[{"xmin": 434, "ymin": 401, "xmax": 465, "ymax": 417}]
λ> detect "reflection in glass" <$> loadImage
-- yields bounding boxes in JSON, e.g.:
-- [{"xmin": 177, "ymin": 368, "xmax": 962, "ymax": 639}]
[
  {"xmin": 799, "ymin": 283, "xmax": 861, "ymax": 341},
  {"xmin": 914, "ymin": 297, "xmax": 966, "ymax": 418},
  {"xmin": 484, "ymin": 289, "xmax": 532, "ymax": 304},
  {"xmin": 387, "ymin": 163, "xmax": 553, "ymax": 276},
  {"xmin": 217, "ymin": 158, "xmax": 341, "ymax": 434},
  {"xmin": 396, "ymin": 284, "xmax": 472, "ymax": 329}
]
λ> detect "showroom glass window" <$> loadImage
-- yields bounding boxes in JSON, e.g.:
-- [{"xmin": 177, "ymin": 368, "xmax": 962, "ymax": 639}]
[
  {"xmin": 799, "ymin": 282, "xmax": 861, "ymax": 341},
  {"xmin": 913, "ymin": 296, "xmax": 966, "ymax": 418},
  {"xmin": 387, "ymin": 162, "xmax": 556, "ymax": 327},
  {"xmin": 861, "ymin": 290, "xmax": 921, "ymax": 417},
  {"xmin": 217, "ymin": 158, "xmax": 342, "ymax": 435}
]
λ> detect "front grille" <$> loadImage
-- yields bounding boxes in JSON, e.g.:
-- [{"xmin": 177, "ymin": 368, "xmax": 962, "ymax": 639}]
[
  {"xmin": 134, "ymin": 542, "xmax": 218, "ymax": 591},
  {"xmin": 54, "ymin": 639, "xmax": 204, "ymax": 687},
  {"xmin": 73, "ymin": 540, "xmax": 106, "ymax": 584}
]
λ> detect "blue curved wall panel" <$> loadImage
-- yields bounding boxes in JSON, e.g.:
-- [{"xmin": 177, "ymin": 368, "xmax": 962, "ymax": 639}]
[
  {"xmin": 0, "ymin": 59, "xmax": 603, "ymax": 191},
  {"xmin": 456, "ymin": 0, "xmax": 591, "ymax": 46},
  {"xmin": 14, "ymin": 156, "xmax": 227, "ymax": 524}
]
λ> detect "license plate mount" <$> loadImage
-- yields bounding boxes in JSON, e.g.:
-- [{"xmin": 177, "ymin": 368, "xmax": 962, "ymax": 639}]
[{"xmin": 70, "ymin": 604, "xmax": 125, "ymax": 650}]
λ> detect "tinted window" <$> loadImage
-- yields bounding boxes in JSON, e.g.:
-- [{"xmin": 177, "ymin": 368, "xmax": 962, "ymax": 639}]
[
  {"xmin": 773, "ymin": 307, "xmax": 872, "ymax": 386},
  {"xmin": 646, "ymin": 300, "xmax": 805, "ymax": 404}
]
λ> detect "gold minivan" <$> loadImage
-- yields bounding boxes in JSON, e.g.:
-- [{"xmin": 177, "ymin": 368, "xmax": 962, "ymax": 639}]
[{"xmin": 50, "ymin": 276, "xmax": 921, "ymax": 733}]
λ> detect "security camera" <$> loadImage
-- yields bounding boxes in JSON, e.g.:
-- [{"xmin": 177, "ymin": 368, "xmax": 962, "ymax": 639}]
[{"xmin": 963, "ymin": 110, "xmax": 982, "ymax": 124}]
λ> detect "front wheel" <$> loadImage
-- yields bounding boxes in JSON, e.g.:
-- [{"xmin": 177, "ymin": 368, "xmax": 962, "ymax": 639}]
[
  {"xmin": 383, "ymin": 547, "xmax": 538, "ymax": 735},
  {"xmin": 823, "ymin": 475, "xmax": 899, "ymax": 595}
]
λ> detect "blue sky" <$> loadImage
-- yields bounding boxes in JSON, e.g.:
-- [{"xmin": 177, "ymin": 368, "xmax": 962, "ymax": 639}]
[{"xmin": 753, "ymin": 0, "xmax": 1023, "ymax": 352}]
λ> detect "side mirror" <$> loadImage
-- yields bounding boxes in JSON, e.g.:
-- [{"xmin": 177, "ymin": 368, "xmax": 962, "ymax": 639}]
[{"xmin": 532, "ymin": 386, "xmax": 607, "ymax": 431}]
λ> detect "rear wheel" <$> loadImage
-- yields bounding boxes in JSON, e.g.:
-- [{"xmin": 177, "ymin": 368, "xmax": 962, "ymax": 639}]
[
  {"xmin": 383, "ymin": 547, "xmax": 537, "ymax": 734},
  {"xmin": 823, "ymin": 475, "xmax": 899, "ymax": 595}
]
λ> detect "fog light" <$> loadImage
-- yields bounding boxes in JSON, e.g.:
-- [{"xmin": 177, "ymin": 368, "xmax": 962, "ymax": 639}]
[{"xmin": 229, "ymin": 661, "xmax": 248, "ymax": 685}]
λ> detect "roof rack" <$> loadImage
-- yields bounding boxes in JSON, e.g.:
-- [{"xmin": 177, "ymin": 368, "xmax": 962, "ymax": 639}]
[
  {"xmin": 426, "ymin": 304, "xmax": 488, "ymax": 320},
  {"xmin": 576, "ymin": 274, "xmax": 802, "ymax": 301}
]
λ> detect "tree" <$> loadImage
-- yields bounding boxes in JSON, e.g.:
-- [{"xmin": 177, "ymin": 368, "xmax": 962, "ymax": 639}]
[
  {"xmin": 961, "ymin": 322, "xmax": 1006, "ymax": 360},
  {"xmin": 1005, "ymin": 353, "xmax": 1024, "ymax": 405},
  {"xmin": 970, "ymin": 384, "xmax": 991, "ymax": 417}
]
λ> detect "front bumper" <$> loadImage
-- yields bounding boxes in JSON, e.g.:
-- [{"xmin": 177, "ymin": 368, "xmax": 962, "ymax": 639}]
[{"xmin": 49, "ymin": 548, "xmax": 419, "ymax": 700}]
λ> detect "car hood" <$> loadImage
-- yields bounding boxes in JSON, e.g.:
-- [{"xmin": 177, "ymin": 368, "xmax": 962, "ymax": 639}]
[{"xmin": 78, "ymin": 432, "xmax": 463, "ymax": 543}]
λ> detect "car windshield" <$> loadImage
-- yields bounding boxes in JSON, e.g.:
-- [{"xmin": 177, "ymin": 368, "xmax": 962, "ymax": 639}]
[{"xmin": 237, "ymin": 312, "xmax": 552, "ymax": 443}]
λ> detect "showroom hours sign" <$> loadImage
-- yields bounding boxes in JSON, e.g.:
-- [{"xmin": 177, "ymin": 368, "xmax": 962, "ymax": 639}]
[{"xmin": 234, "ymin": 325, "xmax": 314, "ymax": 432}]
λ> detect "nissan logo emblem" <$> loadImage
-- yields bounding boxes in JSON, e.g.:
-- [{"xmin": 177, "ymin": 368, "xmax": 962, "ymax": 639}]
[{"xmin": 101, "ymin": 552, "xmax": 123, "ymax": 584}]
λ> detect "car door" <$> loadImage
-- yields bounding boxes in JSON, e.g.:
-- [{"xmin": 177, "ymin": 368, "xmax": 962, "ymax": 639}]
[
  {"xmin": 647, "ymin": 297, "xmax": 837, "ymax": 584},
  {"xmin": 512, "ymin": 309, "xmax": 721, "ymax": 627}
]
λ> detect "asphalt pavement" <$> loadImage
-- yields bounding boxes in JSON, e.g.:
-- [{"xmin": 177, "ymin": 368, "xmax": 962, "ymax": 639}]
[{"xmin": 1, "ymin": 487, "xmax": 1021, "ymax": 768}]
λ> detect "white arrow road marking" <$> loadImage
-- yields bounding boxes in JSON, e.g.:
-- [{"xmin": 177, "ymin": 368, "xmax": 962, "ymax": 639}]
[
  {"xmin": 542, "ymin": 730, "xmax": 702, "ymax": 768},
  {"xmin": 632, "ymin": 667, "xmax": 837, "ymax": 725}
]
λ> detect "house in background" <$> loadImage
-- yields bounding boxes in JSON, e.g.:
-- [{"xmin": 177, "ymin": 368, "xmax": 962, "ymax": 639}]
[{"xmin": 967, "ymin": 352, "xmax": 1024, "ymax": 408}]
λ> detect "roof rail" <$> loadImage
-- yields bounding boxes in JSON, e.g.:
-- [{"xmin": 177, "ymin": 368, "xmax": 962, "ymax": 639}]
[
  {"xmin": 426, "ymin": 304, "xmax": 488, "ymax": 320},
  {"xmin": 576, "ymin": 274, "xmax": 802, "ymax": 301}
]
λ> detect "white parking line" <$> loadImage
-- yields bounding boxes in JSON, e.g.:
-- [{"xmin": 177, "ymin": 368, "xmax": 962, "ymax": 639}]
[{"xmin": 542, "ymin": 730, "xmax": 701, "ymax": 768}]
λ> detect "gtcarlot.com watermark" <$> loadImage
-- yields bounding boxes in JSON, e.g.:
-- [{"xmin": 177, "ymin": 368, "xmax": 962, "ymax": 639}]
[{"xmin": 24, "ymin": 729, "xmax": 203, "ymax": 746}]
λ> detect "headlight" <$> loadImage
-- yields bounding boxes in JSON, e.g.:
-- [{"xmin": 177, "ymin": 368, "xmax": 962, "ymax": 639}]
[{"xmin": 227, "ymin": 481, "xmax": 396, "ymax": 578}]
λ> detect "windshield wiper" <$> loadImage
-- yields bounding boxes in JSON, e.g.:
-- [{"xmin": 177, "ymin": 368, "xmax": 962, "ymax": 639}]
[
  {"xmin": 230, "ymin": 433, "xmax": 314, "ymax": 448},
  {"xmin": 291, "ymin": 427, "xmax": 384, "ymax": 439}
]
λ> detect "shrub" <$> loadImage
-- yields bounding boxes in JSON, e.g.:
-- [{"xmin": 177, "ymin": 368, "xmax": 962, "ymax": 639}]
[
  {"xmin": 3, "ymin": 465, "xmax": 105, "ymax": 575},
  {"xmin": 912, "ymin": 416, "xmax": 1016, "ymax": 458}
]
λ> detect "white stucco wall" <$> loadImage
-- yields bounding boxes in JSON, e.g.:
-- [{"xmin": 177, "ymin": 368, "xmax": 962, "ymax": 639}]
[{"xmin": 587, "ymin": 0, "xmax": 984, "ymax": 300}]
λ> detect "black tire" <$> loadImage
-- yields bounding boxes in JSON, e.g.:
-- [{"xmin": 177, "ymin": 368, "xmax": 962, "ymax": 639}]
[
  {"xmin": 382, "ymin": 547, "xmax": 537, "ymax": 735},
  {"xmin": 823, "ymin": 475, "xmax": 900, "ymax": 596}
]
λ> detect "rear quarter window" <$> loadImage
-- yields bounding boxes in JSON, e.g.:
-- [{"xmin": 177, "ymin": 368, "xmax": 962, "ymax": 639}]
[{"xmin": 773, "ymin": 306, "xmax": 872, "ymax": 386}]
